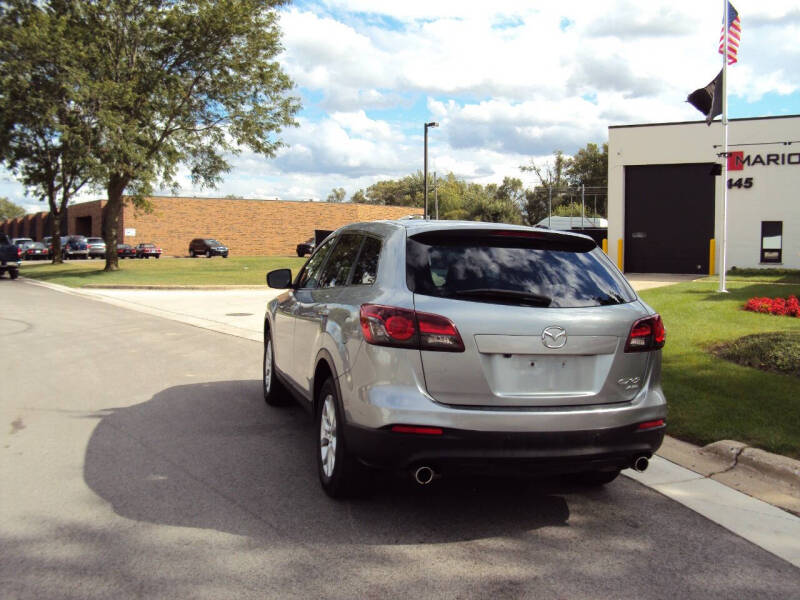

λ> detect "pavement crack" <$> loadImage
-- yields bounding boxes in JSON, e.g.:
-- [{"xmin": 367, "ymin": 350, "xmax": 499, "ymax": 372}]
[{"xmin": 708, "ymin": 445, "xmax": 747, "ymax": 477}]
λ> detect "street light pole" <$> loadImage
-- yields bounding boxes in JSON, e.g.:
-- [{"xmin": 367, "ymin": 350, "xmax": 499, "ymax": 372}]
[{"xmin": 424, "ymin": 121, "xmax": 438, "ymax": 219}]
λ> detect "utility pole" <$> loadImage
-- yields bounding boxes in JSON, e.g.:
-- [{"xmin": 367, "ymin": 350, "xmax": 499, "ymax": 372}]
[
  {"xmin": 434, "ymin": 171, "xmax": 438, "ymax": 220},
  {"xmin": 423, "ymin": 122, "xmax": 438, "ymax": 219}
]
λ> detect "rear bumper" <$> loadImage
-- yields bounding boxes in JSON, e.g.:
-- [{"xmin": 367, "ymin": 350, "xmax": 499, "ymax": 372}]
[{"xmin": 344, "ymin": 422, "xmax": 665, "ymax": 474}]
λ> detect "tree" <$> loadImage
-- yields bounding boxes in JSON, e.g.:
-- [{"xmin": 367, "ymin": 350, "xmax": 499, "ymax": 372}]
[
  {"xmin": 566, "ymin": 142, "xmax": 608, "ymax": 189},
  {"xmin": 326, "ymin": 187, "xmax": 346, "ymax": 203},
  {"xmin": 364, "ymin": 172, "xmax": 425, "ymax": 207},
  {"xmin": 467, "ymin": 196, "xmax": 522, "ymax": 224},
  {"xmin": 64, "ymin": 0, "xmax": 299, "ymax": 271},
  {"xmin": 350, "ymin": 189, "xmax": 366, "ymax": 204},
  {"xmin": 520, "ymin": 150, "xmax": 571, "ymax": 226},
  {"xmin": 0, "ymin": 1, "xmax": 98, "ymax": 263},
  {"xmin": 565, "ymin": 142, "xmax": 608, "ymax": 217},
  {"xmin": 0, "ymin": 197, "xmax": 26, "ymax": 221}
]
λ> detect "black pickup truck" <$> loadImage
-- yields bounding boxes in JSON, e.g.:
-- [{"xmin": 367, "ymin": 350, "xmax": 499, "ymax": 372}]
[{"xmin": 0, "ymin": 233, "xmax": 22, "ymax": 279}]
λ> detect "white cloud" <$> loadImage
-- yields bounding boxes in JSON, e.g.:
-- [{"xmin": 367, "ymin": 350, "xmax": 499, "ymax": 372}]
[{"xmin": 3, "ymin": 1, "xmax": 800, "ymax": 214}]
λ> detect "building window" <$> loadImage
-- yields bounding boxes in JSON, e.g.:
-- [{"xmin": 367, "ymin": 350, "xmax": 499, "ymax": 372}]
[{"xmin": 760, "ymin": 221, "xmax": 782, "ymax": 264}]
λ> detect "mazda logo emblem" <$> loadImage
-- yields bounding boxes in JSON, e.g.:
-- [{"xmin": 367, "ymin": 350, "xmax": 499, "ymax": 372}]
[{"xmin": 542, "ymin": 326, "xmax": 567, "ymax": 349}]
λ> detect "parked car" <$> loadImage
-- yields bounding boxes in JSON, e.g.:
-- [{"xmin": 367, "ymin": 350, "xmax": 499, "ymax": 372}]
[
  {"xmin": 117, "ymin": 243, "xmax": 136, "ymax": 259},
  {"xmin": 12, "ymin": 237, "xmax": 33, "ymax": 249},
  {"xmin": 62, "ymin": 236, "xmax": 89, "ymax": 260},
  {"xmin": 189, "ymin": 238, "xmax": 228, "ymax": 258},
  {"xmin": 22, "ymin": 242, "xmax": 48, "ymax": 260},
  {"xmin": 264, "ymin": 221, "xmax": 666, "ymax": 498},
  {"xmin": 296, "ymin": 237, "xmax": 315, "ymax": 257},
  {"xmin": 86, "ymin": 237, "xmax": 107, "ymax": 259},
  {"xmin": 0, "ymin": 233, "xmax": 21, "ymax": 279},
  {"xmin": 136, "ymin": 243, "xmax": 162, "ymax": 259}
]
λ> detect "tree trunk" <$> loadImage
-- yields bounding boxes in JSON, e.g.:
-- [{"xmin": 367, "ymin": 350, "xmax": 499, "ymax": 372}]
[
  {"xmin": 49, "ymin": 187, "xmax": 64, "ymax": 264},
  {"xmin": 103, "ymin": 174, "xmax": 127, "ymax": 272}
]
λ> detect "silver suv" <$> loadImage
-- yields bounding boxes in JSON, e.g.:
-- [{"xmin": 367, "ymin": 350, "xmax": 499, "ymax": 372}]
[{"xmin": 264, "ymin": 221, "xmax": 666, "ymax": 497}]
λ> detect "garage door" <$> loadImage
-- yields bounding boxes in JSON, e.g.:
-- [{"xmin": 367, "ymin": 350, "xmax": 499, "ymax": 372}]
[{"xmin": 624, "ymin": 164, "xmax": 715, "ymax": 274}]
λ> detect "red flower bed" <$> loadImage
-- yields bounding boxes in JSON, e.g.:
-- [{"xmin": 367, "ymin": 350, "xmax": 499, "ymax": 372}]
[{"xmin": 744, "ymin": 295, "xmax": 800, "ymax": 317}]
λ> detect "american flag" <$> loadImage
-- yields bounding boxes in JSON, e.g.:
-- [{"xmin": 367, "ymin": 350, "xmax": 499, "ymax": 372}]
[{"xmin": 719, "ymin": 2, "xmax": 741, "ymax": 65}]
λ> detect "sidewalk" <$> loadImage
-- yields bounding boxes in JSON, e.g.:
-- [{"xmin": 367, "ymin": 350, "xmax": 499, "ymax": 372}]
[{"xmin": 21, "ymin": 276, "xmax": 800, "ymax": 568}]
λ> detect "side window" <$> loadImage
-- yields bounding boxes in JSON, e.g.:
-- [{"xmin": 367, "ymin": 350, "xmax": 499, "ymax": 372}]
[
  {"xmin": 295, "ymin": 238, "xmax": 335, "ymax": 289},
  {"xmin": 318, "ymin": 234, "xmax": 364, "ymax": 288},
  {"xmin": 760, "ymin": 221, "xmax": 782, "ymax": 264},
  {"xmin": 351, "ymin": 236, "xmax": 381, "ymax": 285}
]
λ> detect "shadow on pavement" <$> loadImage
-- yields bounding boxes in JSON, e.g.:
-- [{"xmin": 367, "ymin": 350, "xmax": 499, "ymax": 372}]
[{"xmin": 83, "ymin": 380, "xmax": 575, "ymax": 544}]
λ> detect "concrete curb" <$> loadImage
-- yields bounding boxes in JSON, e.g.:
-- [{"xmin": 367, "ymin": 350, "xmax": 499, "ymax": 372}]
[{"xmin": 703, "ymin": 439, "xmax": 800, "ymax": 489}]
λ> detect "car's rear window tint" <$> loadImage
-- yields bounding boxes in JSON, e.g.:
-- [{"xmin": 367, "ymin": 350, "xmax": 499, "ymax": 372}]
[
  {"xmin": 351, "ymin": 236, "xmax": 381, "ymax": 285},
  {"xmin": 406, "ymin": 229, "xmax": 635, "ymax": 308}
]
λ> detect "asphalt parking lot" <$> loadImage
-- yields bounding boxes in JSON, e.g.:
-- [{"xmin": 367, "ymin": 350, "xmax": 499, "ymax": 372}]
[{"xmin": 2, "ymin": 279, "xmax": 799, "ymax": 598}]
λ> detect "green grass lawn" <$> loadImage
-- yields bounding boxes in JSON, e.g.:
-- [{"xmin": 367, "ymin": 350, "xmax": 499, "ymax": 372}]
[
  {"xmin": 639, "ymin": 280, "xmax": 800, "ymax": 459},
  {"xmin": 20, "ymin": 256, "xmax": 307, "ymax": 287}
]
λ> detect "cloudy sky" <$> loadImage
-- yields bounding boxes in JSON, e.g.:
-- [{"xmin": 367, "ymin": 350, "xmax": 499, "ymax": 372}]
[{"xmin": 3, "ymin": 0, "xmax": 799, "ymax": 212}]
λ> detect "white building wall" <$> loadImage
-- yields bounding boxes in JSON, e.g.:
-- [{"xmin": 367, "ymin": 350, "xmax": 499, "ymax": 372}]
[{"xmin": 608, "ymin": 116, "xmax": 800, "ymax": 271}]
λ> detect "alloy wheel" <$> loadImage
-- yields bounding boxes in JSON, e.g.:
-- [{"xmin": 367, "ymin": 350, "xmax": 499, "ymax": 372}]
[
  {"xmin": 263, "ymin": 340, "xmax": 272, "ymax": 395},
  {"xmin": 319, "ymin": 394, "xmax": 337, "ymax": 478}
]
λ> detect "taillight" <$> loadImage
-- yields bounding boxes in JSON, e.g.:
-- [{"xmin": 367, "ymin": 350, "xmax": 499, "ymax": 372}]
[
  {"xmin": 625, "ymin": 314, "xmax": 666, "ymax": 352},
  {"xmin": 17, "ymin": 247, "xmax": 22, "ymax": 257},
  {"xmin": 637, "ymin": 419, "xmax": 665, "ymax": 431},
  {"xmin": 360, "ymin": 304, "xmax": 464, "ymax": 352}
]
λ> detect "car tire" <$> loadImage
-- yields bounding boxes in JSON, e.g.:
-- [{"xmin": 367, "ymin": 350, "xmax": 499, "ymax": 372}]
[
  {"xmin": 297, "ymin": 249, "xmax": 304, "ymax": 257},
  {"xmin": 206, "ymin": 250, "xmax": 212, "ymax": 258},
  {"xmin": 9, "ymin": 268, "xmax": 19, "ymax": 280},
  {"xmin": 263, "ymin": 329, "xmax": 289, "ymax": 406},
  {"xmin": 574, "ymin": 469, "xmax": 621, "ymax": 487},
  {"xmin": 316, "ymin": 376, "xmax": 367, "ymax": 498}
]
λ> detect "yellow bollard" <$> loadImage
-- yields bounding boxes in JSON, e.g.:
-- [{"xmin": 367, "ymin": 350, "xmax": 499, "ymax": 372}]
[
  {"xmin": 602, "ymin": 238, "xmax": 608, "ymax": 254},
  {"xmin": 617, "ymin": 239, "xmax": 623, "ymax": 271},
  {"xmin": 709, "ymin": 239, "xmax": 716, "ymax": 276}
]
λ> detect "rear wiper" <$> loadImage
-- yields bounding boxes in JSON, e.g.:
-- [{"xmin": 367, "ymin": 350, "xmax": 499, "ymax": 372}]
[{"xmin": 452, "ymin": 288, "xmax": 552, "ymax": 307}]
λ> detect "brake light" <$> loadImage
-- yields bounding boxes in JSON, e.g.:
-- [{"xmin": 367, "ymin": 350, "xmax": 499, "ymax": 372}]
[
  {"xmin": 17, "ymin": 247, "xmax": 22, "ymax": 257},
  {"xmin": 637, "ymin": 419, "xmax": 665, "ymax": 430},
  {"xmin": 360, "ymin": 304, "xmax": 464, "ymax": 352},
  {"xmin": 496, "ymin": 230, "xmax": 543, "ymax": 238},
  {"xmin": 625, "ymin": 314, "xmax": 666, "ymax": 352}
]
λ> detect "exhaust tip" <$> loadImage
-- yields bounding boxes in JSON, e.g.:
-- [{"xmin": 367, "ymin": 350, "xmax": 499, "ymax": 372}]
[
  {"xmin": 633, "ymin": 456, "xmax": 650, "ymax": 472},
  {"xmin": 413, "ymin": 466, "xmax": 435, "ymax": 485}
]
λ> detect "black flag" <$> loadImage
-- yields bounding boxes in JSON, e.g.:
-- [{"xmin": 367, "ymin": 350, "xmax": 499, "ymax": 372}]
[{"xmin": 687, "ymin": 70, "xmax": 723, "ymax": 125}]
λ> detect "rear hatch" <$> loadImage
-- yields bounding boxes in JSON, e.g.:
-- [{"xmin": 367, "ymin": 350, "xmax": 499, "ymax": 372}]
[{"xmin": 407, "ymin": 228, "xmax": 652, "ymax": 408}]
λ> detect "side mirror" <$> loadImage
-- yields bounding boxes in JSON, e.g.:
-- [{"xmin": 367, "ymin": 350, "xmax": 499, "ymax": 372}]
[{"xmin": 266, "ymin": 268, "xmax": 293, "ymax": 289}]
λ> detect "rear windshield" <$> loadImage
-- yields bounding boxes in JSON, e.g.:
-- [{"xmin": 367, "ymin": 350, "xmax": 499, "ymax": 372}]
[{"xmin": 406, "ymin": 229, "xmax": 635, "ymax": 308}]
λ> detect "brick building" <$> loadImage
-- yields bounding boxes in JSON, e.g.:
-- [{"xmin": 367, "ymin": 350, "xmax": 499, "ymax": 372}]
[{"xmin": 1, "ymin": 196, "xmax": 422, "ymax": 256}]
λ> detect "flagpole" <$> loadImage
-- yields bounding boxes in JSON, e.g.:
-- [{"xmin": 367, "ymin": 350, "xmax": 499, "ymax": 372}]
[{"xmin": 719, "ymin": 0, "xmax": 729, "ymax": 293}]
